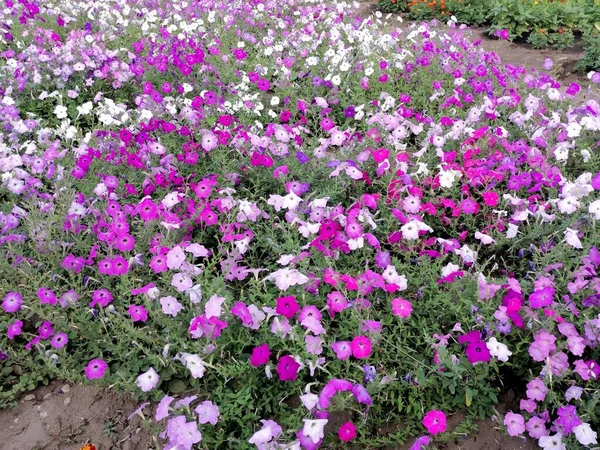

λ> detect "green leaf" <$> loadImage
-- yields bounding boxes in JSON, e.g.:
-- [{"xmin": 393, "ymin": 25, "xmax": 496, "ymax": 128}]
[
  {"xmin": 595, "ymin": 22, "xmax": 600, "ymax": 32},
  {"xmin": 168, "ymin": 379, "xmax": 187, "ymax": 394}
]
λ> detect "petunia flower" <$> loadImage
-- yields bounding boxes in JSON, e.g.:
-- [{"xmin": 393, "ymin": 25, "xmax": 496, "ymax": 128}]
[
  {"xmin": 338, "ymin": 422, "xmax": 357, "ymax": 442},
  {"xmin": 250, "ymin": 343, "xmax": 271, "ymax": 367},
  {"xmin": 422, "ymin": 410, "xmax": 447, "ymax": 435},
  {"xmin": 2, "ymin": 292, "xmax": 23, "ymax": 313},
  {"xmin": 351, "ymin": 335, "xmax": 372, "ymax": 359},
  {"xmin": 195, "ymin": 401, "xmax": 220, "ymax": 425},
  {"xmin": 85, "ymin": 359, "xmax": 108, "ymax": 380},
  {"xmin": 573, "ymin": 423, "xmax": 597, "ymax": 446},
  {"xmin": 136, "ymin": 367, "xmax": 160, "ymax": 392},
  {"xmin": 275, "ymin": 295, "xmax": 300, "ymax": 319},
  {"xmin": 276, "ymin": 355, "xmax": 300, "ymax": 381},
  {"xmin": 303, "ymin": 419, "xmax": 328, "ymax": 444},
  {"xmin": 504, "ymin": 412, "xmax": 525, "ymax": 436}
]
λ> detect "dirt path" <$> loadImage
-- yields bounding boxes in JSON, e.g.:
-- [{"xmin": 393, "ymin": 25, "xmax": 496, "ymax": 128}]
[{"xmin": 0, "ymin": 381, "xmax": 154, "ymax": 450}]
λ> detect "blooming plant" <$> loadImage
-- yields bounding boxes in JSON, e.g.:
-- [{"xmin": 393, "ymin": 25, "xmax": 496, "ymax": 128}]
[
  {"xmin": 380, "ymin": 0, "xmax": 600, "ymax": 66},
  {"xmin": 1, "ymin": 0, "xmax": 600, "ymax": 449}
]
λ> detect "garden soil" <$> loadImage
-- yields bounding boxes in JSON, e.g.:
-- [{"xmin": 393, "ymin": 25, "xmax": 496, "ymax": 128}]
[{"xmin": 0, "ymin": 381, "xmax": 155, "ymax": 450}]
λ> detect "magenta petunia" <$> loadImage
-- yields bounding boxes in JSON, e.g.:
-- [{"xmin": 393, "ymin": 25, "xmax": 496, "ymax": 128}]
[
  {"xmin": 465, "ymin": 340, "xmax": 491, "ymax": 364},
  {"xmin": 90, "ymin": 289, "xmax": 113, "ymax": 308},
  {"xmin": 85, "ymin": 358, "xmax": 108, "ymax": 380},
  {"xmin": 38, "ymin": 321, "xmax": 54, "ymax": 339},
  {"xmin": 338, "ymin": 422, "xmax": 357, "ymax": 442},
  {"xmin": 37, "ymin": 287, "xmax": 57, "ymax": 306},
  {"xmin": 50, "ymin": 332, "xmax": 69, "ymax": 349},
  {"xmin": 275, "ymin": 295, "xmax": 300, "ymax": 319},
  {"xmin": 7, "ymin": 320, "xmax": 23, "ymax": 340},
  {"xmin": 276, "ymin": 355, "xmax": 300, "ymax": 381},
  {"xmin": 422, "ymin": 410, "xmax": 447, "ymax": 435},
  {"xmin": 351, "ymin": 335, "xmax": 372, "ymax": 359},
  {"xmin": 326, "ymin": 291, "xmax": 348, "ymax": 317},
  {"xmin": 529, "ymin": 287, "xmax": 555, "ymax": 309},
  {"xmin": 128, "ymin": 305, "xmax": 148, "ymax": 322},
  {"xmin": 249, "ymin": 343, "xmax": 271, "ymax": 367}
]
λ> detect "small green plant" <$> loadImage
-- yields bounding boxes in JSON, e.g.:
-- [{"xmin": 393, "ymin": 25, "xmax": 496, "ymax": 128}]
[
  {"xmin": 445, "ymin": 0, "xmax": 490, "ymax": 26},
  {"xmin": 576, "ymin": 24, "xmax": 600, "ymax": 71},
  {"xmin": 379, "ymin": 0, "xmax": 406, "ymax": 13},
  {"xmin": 551, "ymin": 29, "xmax": 575, "ymax": 50},
  {"xmin": 527, "ymin": 29, "xmax": 551, "ymax": 48},
  {"xmin": 103, "ymin": 419, "xmax": 118, "ymax": 437}
]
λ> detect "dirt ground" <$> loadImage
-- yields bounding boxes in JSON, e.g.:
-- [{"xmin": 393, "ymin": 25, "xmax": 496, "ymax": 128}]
[
  {"xmin": 438, "ymin": 412, "xmax": 539, "ymax": 450},
  {"xmin": 395, "ymin": 406, "xmax": 539, "ymax": 450},
  {"xmin": 0, "ymin": 382, "xmax": 540, "ymax": 450},
  {"xmin": 0, "ymin": 381, "xmax": 155, "ymax": 450}
]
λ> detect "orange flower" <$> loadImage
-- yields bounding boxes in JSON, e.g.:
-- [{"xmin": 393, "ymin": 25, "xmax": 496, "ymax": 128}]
[{"xmin": 80, "ymin": 445, "xmax": 97, "ymax": 450}]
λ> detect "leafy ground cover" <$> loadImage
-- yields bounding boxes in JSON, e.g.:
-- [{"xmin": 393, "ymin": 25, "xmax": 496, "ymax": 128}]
[
  {"xmin": 1, "ymin": 0, "xmax": 600, "ymax": 449},
  {"xmin": 379, "ymin": 0, "xmax": 600, "ymax": 69}
]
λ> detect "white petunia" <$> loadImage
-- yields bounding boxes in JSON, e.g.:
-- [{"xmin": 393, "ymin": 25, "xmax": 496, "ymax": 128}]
[
  {"xmin": 401, "ymin": 220, "xmax": 432, "ymax": 240},
  {"xmin": 557, "ymin": 196, "xmax": 579, "ymax": 214},
  {"xmin": 506, "ymin": 224, "xmax": 519, "ymax": 239},
  {"xmin": 538, "ymin": 433, "xmax": 566, "ymax": 450},
  {"xmin": 486, "ymin": 337, "xmax": 512, "ymax": 362},
  {"xmin": 573, "ymin": 423, "xmax": 597, "ymax": 446},
  {"xmin": 475, "ymin": 231, "xmax": 495, "ymax": 245},
  {"xmin": 589, "ymin": 200, "xmax": 600, "ymax": 220},
  {"xmin": 180, "ymin": 353, "xmax": 206, "ymax": 379},
  {"xmin": 54, "ymin": 105, "xmax": 68, "ymax": 119},
  {"xmin": 564, "ymin": 228, "xmax": 582, "ymax": 249},
  {"xmin": 136, "ymin": 367, "xmax": 160, "ymax": 392},
  {"xmin": 302, "ymin": 419, "xmax": 328, "ymax": 444}
]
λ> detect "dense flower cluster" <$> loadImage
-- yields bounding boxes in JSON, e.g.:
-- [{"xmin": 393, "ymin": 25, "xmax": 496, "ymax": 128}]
[{"xmin": 1, "ymin": 0, "xmax": 600, "ymax": 448}]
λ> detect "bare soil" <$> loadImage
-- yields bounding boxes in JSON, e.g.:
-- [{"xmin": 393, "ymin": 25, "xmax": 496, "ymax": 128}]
[
  {"xmin": 0, "ymin": 381, "xmax": 154, "ymax": 450},
  {"xmin": 438, "ymin": 410, "xmax": 539, "ymax": 450}
]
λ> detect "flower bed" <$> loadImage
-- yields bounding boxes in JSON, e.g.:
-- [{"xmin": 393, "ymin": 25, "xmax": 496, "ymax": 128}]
[
  {"xmin": 1, "ymin": 0, "xmax": 600, "ymax": 449},
  {"xmin": 379, "ymin": 0, "xmax": 600, "ymax": 68}
]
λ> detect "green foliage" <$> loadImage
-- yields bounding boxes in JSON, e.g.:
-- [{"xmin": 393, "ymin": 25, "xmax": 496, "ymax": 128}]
[
  {"xmin": 576, "ymin": 28, "xmax": 600, "ymax": 71},
  {"xmin": 445, "ymin": 0, "xmax": 490, "ymax": 26}
]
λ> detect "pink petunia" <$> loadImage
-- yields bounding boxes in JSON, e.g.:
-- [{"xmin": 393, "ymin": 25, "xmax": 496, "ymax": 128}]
[
  {"xmin": 391, "ymin": 298, "xmax": 412, "ymax": 318},
  {"xmin": 504, "ymin": 412, "xmax": 526, "ymax": 436},
  {"xmin": 331, "ymin": 341, "xmax": 352, "ymax": 360}
]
